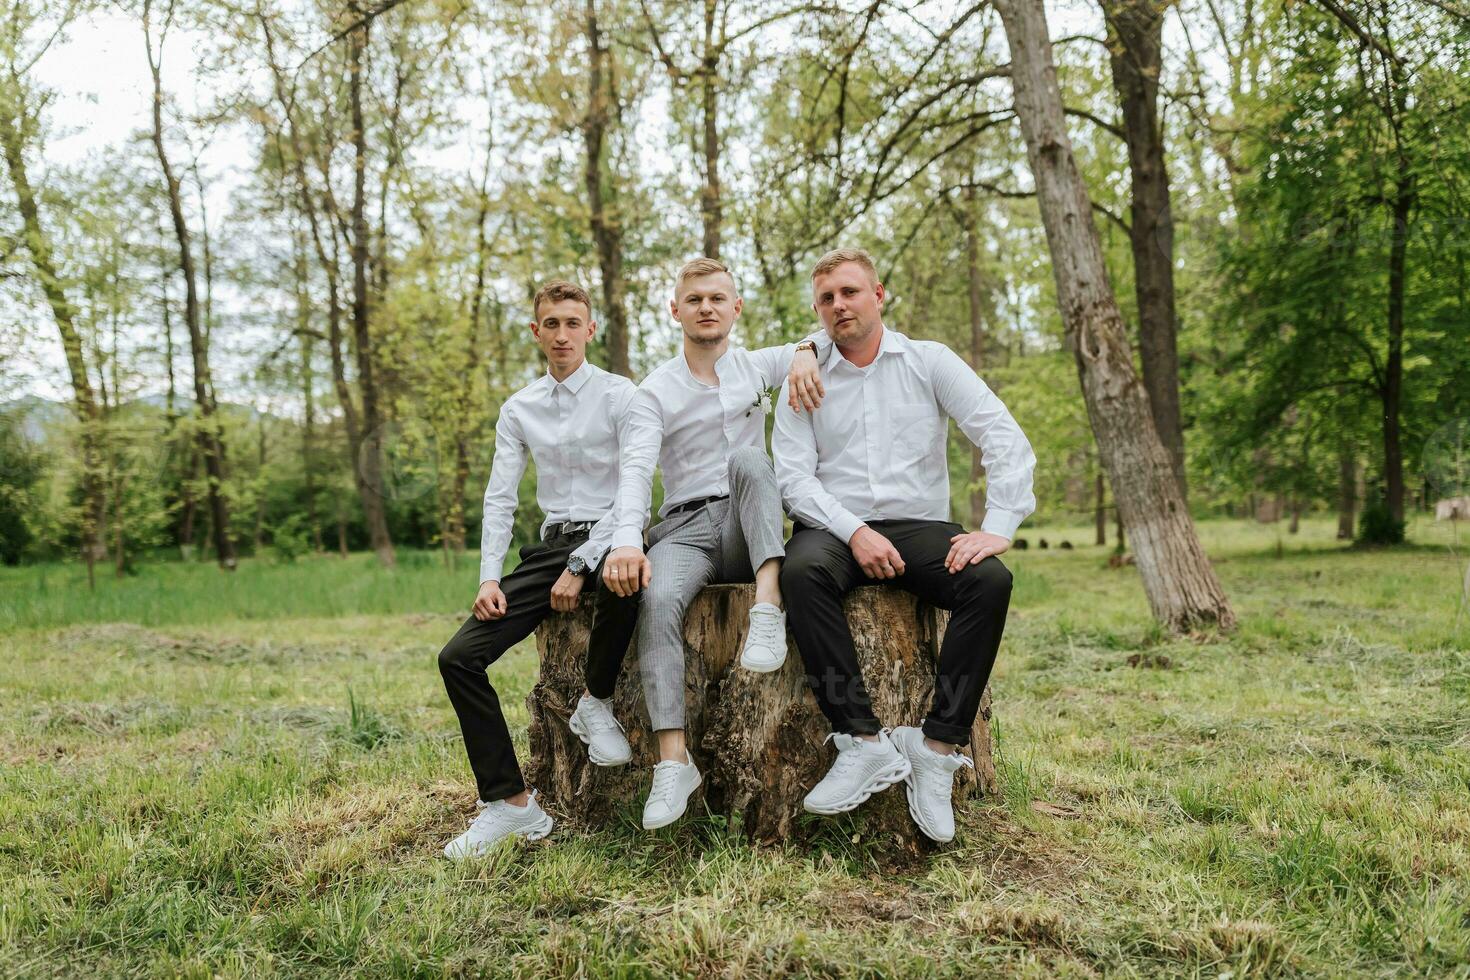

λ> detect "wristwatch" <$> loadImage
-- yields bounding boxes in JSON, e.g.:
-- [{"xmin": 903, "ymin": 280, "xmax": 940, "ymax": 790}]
[
  {"xmin": 566, "ymin": 554, "xmax": 590, "ymax": 577},
  {"xmin": 795, "ymin": 339, "xmax": 819, "ymax": 356}
]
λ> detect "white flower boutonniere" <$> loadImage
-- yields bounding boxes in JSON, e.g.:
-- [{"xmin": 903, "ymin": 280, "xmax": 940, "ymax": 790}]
[{"xmin": 746, "ymin": 388, "xmax": 774, "ymax": 417}]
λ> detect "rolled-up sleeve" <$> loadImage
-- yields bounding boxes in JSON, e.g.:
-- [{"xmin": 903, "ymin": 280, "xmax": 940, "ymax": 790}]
[
  {"xmin": 929, "ymin": 346, "xmax": 1036, "ymax": 540},
  {"xmin": 478, "ymin": 405, "xmax": 530, "ymax": 583},
  {"xmin": 772, "ymin": 383, "xmax": 865, "ymax": 544}
]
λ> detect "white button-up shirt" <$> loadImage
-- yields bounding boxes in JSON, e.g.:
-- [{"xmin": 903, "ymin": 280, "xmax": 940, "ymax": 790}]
[
  {"xmin": 773, "ymin": 326, "xmax": 1035, "ymax": 544},
  {"xmin": 610, "ymin": 341, "xmax": 817, "ymax": 551},
  {"xmin": 479, "ymin": 360, "xmax": 636, "ymax": 584}
]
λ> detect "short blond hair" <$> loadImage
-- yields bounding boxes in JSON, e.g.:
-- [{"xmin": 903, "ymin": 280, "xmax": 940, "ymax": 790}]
[
  {"xmin": 532, "ymin": 279, "xmax": 592, "ymax": 320},
  {"xmin": 811, "ymin": 247, "xmax": 878, "ymax": 284},
  {"xmin": 675, "ymin": 256, "xmax": 738, "ymax": 294}
]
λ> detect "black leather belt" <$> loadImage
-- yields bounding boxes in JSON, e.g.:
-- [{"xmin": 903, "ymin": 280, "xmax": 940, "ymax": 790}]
[
  {"xmin": 666, "ymin": 494, "xmax": 729, "ymax": 517},
  {"xmin": 542, "ymin": 520, "xmax": 594, "ymax": 540}
]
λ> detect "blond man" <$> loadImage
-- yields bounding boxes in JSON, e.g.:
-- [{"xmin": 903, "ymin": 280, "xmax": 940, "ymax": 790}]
[
  {"xmin": 601, "ymin": 257, "xmax": 827, "ymax": 829},
  {"xmin": 774, "ymin": 248, "xmax": 1035, "ymax": 843}
]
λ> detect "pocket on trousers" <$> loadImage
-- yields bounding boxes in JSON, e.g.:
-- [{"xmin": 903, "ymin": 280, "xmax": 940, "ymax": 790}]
[{"xmin": 518, "ymin": 540, "xmax": 549, "ymax": 562}]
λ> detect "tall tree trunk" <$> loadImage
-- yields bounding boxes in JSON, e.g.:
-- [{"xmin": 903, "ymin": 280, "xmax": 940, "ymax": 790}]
[
  {"xmin": 1382, "ymin": 173, "xmax": 1411, "ymax": 528},
  {"xmin": 996, "ymin": 0, "xmax": 1235, "ymax": 631},
  {"xmin": 699, "ymin": 0, "xmax": 721, "ymax": 258},
  {"xmin": 0, "ymin": 108, "xmax": 106, "ymax": 580},
  {"xmin": 146, "ymin": 4, "xmax": 237, "ymax": 571},
  {"xmin": 1337, "ymin": 446, "xmax": 1356, "ymax": 540},
  {"xmin": 1095, "ymin": 470, "xmax": 1107, "ymax": 546},
  {"xmin": 348, "ymin": 20, "xmax": 396, "ymax": 568},
  {"xmin": 584, "ymin": 0, "xmax": 631, "ymax": 377},
  {"xmin": 448, "ymin": 138, "xmax": 495, "ymax": 555},
  {"xmin": 254, "ymin": 419, "xmax": 268, "ymax": 551},
  {"xmin": 258, "ymin": 10, "xmax": 366, "ymax": 556},
  {"xmin": 293, "ymin": 230, "xmax": 323, "ymax": 552},
  {"xmin": 179, "ymin": 452, "xmax": 199, "ymax": 560},
  {"xmin": 1103, "ymin": 0, "xmax": 1187, "ymax": 497}
]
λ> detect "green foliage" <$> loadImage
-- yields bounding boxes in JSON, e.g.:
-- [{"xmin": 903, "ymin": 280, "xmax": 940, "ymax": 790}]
[
  {"xmin": 1358, "ymin": 493, "xmax": 1406, "ymax": 546},
  {"xmin": 0, "ymin": 418, "xmax": 42, "ymax": 564},
  {"xmin": 269, "ymin": 513, "xmax": 312, "ymax": 563}
]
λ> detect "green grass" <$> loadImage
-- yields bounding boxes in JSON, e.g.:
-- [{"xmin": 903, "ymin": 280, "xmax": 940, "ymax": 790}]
[{"xmin": 1, "ymin": 518, "xmax": 1468, "ymax": 977}]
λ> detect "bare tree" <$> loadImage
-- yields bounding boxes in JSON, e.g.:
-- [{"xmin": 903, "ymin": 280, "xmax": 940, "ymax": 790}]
[
  {"xmin": 996, "ymin": 0, "xmax": 1235, "ymax": 631},
  {"xmin": 584, "ymin": 0, "xmax": 630, "ymax": 376},
  {"xmin": 143, "ymin": 0, "xmax": 236, "ymax": 569},
  {"xmin": 635, "ymin": 0, "xmax": 837, "ymax": 257}
]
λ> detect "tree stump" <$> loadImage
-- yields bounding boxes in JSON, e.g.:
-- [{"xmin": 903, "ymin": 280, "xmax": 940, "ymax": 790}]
[{"xmin": 524, "ymin": 584, "xmax": 998, "ymax": 853}]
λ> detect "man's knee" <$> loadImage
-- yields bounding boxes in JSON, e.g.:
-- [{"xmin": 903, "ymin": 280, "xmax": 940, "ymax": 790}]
[
  {"xmin": 438, "ymin": 635, "xmax": 473, "ymax": 674},
  {"xmin": 727, "ymin": 445, "xmax": 772, "ymax": 483},
  {"xmin": 639, "ymin": 577, "xmax": 687, "ymax": 620},
  {"xmin": 957, "ymin": 557, "xmax": 1013, "ymax": 605},
  {"xmin": 781, "ymin": 543, "xmax": 840, "ymax": 601}
]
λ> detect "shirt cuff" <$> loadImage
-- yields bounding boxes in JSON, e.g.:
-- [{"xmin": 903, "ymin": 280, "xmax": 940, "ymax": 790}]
[
  {"xmin": 478, "ymin": 559, "xmax": 503, "ymax": 585},
  {"xmin": 828, "ymin": 512, "xmax": 867, "ymax": 545},
  {"xmin": 610, "ymin": 527, "xmax": 644, "ymax": 552},
  {"xmin": 571, "ymin": 538, "xmax": 609, "ymax": 572},
  {"xmin": 980, "ymin": 509, "xmax": 1026, "ymax": 541}
]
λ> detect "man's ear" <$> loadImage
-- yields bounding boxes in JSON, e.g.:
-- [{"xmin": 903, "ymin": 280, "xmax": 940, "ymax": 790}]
[
  {"xmin": 529, "ymin": 320, "xmax": 541, "ymax": 340},
  {"xmin": 586, "ymin": 318, "xmax": 598, "ymax": 340},
  {"xmin": 668, "ymin": 298, "xmax": 680, "ymax": 320},
  {"xmin": 875, "ymin": 282, "xmax": 885, "ymax": 306},
  {"xmin": 732, "ymin": 295, "xmax": 743, "ymax": 317}
]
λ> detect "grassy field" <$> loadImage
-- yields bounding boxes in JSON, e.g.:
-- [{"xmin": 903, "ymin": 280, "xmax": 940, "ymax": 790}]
[{"xmin": 1, "ymin": 517, "xmax": 1467, "ymax": 977}]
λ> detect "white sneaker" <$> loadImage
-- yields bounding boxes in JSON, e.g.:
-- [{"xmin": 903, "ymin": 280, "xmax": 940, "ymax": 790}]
[
  {"xmin": 642, "ymin": 754, "xmax": 702, "ymax": 829},
  {"xmin": 739, "ymin": 602, "xmax": 788, "ymax": 673},
  {"xmin": 892, "ymin": 726, "xmax": 972, "ymax": 843},
  {"xmin": 802, "ymin": 730, "xmax": 911, "ymax": 815},
  {"xmin": 568, "ymin": 693, "xmax": 633, "ymax": 766},
  {"xmin": 442, "ymin": 791, "xmax": 554, "ymax": 859}
]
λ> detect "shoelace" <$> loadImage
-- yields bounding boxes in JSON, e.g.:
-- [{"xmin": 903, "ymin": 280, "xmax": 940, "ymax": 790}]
[
  {"xmin": 822, "ymin": 733, "xmax": 866, "ymax": 779},
  {"xmin": 581, "ymin": 701, "xmax": 623, "ymax": 736},
  {"xmin": 747, "ymin": 610, "xmax": 784, "ymax": 648},
  {"xmin": 923, "ymin": 754, "xmax": 973, "ymax": 798},
  {"xmin": 649, "ymin": 761, "xmax": 685, "ymax": 805},
  {"xmin": 470, "ymin": 791, "xmax": 537, "ymax": 829}
]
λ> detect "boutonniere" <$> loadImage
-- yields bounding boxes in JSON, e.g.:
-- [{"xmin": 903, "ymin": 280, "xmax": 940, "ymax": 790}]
[{"xmin": 746, "ymin": 388, "xmax": 774, "ymax": 417}]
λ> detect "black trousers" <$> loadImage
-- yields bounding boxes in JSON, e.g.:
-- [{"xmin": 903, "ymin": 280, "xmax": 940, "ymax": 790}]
[
  {"xmin": 437, "ymin": 530, "xmax": 640, "ymax": 802},
  {"xmin": 780, "ymin": 519, "xmax": 1013, "ymax": 745}
]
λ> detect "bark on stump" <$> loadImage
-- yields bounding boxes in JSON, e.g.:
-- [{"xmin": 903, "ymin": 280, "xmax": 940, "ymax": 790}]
[{"xmin": 525, "ymin": 584, "xmax": 997, "ymax": 853}]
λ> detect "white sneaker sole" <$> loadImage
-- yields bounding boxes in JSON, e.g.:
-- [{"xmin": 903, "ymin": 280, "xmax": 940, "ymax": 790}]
[
  {"xmin": 642, "ymin": 770, "xmax": 703, "ymax": 830},
  {"xmin": 739, "ymin": 645, "xmax": 787, "ymax": 673},
  {"xmin": 568, "ymin": 711, "xmax": 633, "ymax": 767},
  {"xmin": 802, "ymin": 757, "xmax": 912, "ymax": 815}
]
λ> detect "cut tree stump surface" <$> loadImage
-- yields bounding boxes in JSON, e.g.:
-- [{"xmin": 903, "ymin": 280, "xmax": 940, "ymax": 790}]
[{"xmin": 525, "ymin": 584, "xmax": 997, "ymax": 852}]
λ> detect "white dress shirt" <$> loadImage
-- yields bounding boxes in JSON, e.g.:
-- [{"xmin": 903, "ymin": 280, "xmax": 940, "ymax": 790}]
[
  {"xmin": 479, "ymin": 360, "xmax": 636, "ymax": 584},
  {"xmin": 773, "ymin": 326, "xmax": 1036, "ymax": 544},
  {"xmin": 610, "ymin": 340, "xmax": 821, "ymax": 551}
]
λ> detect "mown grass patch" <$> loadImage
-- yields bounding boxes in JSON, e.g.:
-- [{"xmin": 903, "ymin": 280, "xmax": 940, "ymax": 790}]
[{"xmin": 1, "ymin": 518, "xmax": 1466, "ymax": 975}]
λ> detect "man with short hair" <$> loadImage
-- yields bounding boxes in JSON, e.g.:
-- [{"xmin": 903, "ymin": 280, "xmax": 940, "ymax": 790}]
[
  {"xmin": 601, "ymin": 257, "xmax": 827, "ymax": 830},
  {"xmin": 438, "ymin": 280, "xmax": 641, "ymax": 859},
  {"xmin": 774, "ymin": 248, "xmax": 1036, "ymax": 843}
]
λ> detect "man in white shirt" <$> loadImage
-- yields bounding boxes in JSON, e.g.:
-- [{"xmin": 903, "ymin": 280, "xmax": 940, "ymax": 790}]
[
  {"xmin": 600, "ymin": 256, "xmax": 826, "ymax": 830},
  {"xmin": 773, "ymin": 248, "xmax": 1036, "ymax": 844},
  {"xmin": 439, "ymin": 280, "xmax": 642, "ymax": 859}
]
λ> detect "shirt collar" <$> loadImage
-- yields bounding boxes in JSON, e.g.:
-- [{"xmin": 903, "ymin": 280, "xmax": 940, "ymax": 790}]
[
  {"xmin": 825, "ymin": 324, "xmax": 908, "ymax": 370},
  {"xmin": 545, "ymin": 359, "xmax": 594, "ymax": 395}
]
